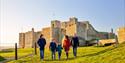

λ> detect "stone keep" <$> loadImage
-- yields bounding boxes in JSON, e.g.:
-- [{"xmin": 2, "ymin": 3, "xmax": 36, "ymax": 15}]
[{"xmin": 19, "ymin": 17, "xmax": 111, "ymax": 48}]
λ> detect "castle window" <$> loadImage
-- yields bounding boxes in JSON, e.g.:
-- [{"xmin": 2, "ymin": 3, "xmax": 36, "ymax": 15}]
[
  {"xmin": 69, "ymin": 25, "xmax": 71, "ymax": 27},
  {"xmin": 52, "ymin": 24, "xmax": 54, "ymax": 27}
]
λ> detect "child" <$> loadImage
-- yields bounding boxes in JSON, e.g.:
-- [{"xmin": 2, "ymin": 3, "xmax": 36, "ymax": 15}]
[
  {"xmin": 56, "ymin": 43, "xmax": 63, "ymax": 60},
  {"xmin": 49, "ymin": 39, "xmax": 57, "ymax": 60}
]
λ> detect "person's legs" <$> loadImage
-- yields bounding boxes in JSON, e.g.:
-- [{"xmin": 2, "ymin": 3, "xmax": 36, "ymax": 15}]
[
  {"xmin": 43, "ymin": 50, "xmax": 44, "ymax": 59},
  {"xmin": 40, "ymin": 50, "xmax": 42, "ymax": 59},
  {"xmin": 51, "ymin": 50, "xmax": 56, "ymax": 60},
  {"xmin": 64, "ymin": 48, "xmax": 69, "ymax": 59},
  {"xmin": 66, "ymin": 51, "xmax": 68, "ymax": 59},
  {"xmin": 53, "ymin": 51, "xmax": 56, "ymax": 59},
  {"xmin": 73, "ymin": 47, "xmax": 75, "ymax": 56},
  {"xmin": 40, "ymin": 50, "xmax": 44, "ymax": 59},
  {"xmin": 75, "ymin": 47, "xmax": 77, "ymax": 57},
  {"xmin": 58, "ymin": 52, "xmax": 61, "ymax": 60},
  {"xmin": 51, "ymin": 51, "xmax": 54, "ymax": 60},
  {"xmin": 73, "ymin": 47, "xmax": 77, "ymax": 57}
]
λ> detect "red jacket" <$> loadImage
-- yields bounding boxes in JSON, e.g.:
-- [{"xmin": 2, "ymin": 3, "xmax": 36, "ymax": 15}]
[{"xmin": 62, "ymin": 39, "xmax": 71, "ymax": 51}]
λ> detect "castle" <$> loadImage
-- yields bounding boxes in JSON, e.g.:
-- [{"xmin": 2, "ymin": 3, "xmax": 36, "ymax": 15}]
[{"xmin": 19, "ymin": 17, "xmax": 114, "ymax": 48}]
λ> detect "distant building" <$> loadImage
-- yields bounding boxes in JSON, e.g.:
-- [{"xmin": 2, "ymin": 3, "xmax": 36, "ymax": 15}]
[{"xmin": 19, "ymin": 17, "xmax": 113, "ymax": 48}]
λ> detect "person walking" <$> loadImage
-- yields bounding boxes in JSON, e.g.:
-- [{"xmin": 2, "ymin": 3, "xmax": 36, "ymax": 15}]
[
  {"xmin": 56, "ymin": 43, "xmax": 63, "ymax": 60},
  {"xmin": 62, "ymin": 35, "xmax": 71, "ymax": 59},
  {"xmin": 49, "ymin": 39, "xmax": 57, "ymax": 60},
  {"xmin": 37, "ymin": 34, "xmax": 46, "ymax": 60},
  {"xmin": 71, "ymin": 33, "xmax": 79, "ymax": 58}
]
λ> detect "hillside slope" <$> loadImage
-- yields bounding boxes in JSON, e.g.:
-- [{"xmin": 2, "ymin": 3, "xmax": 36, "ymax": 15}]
[{"xmin": 7, "ymin": 42, "xmax": 125, "ymax": 63}]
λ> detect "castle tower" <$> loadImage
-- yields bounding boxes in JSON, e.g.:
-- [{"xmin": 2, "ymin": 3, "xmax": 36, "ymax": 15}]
[
  {"xmin": 85, "ymin": 21, "xmax": 89, "ymax": 40},
  {"xmin": 69, "ymin": 17, "xmax": 78, "ymax": 23},
  {"xmin": 51, "ymin": 20, "xmax": 61, "ymax": 43},
  {"xmin": 32, "ymin": 28, "xmax": 34, "ymax": 32},
  {"xmin": 19, "ymin": 33, "xmax": 25, "ymax": 48},
  {"xmin": 24, "ymin": 28, "xmax": 35, "ymax": 48},
  {"xmin": 65, "ymin": 17, "xmax": 78, "ymax": 36},
  {"xmin": 31, "ymin": 28, "xmax": 35, "ymax": 48}
]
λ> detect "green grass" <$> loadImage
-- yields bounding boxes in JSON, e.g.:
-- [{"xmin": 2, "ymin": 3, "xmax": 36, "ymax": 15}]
[
  {"xmin": 0, "ymin": 56, "xmax": 6, "ymax": 61},
  {"xmin": 0, "ymin": 48, "xmax": 34, "ymax": 61},
  {"xmin": 1, "ymin": 42, "xmax": 125, "ymax": 63}
]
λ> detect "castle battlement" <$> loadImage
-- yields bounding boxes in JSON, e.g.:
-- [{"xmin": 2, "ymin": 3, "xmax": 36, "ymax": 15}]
[{"xmin": 19, "ymin": 17, "xmax": 112, "ymax": 48}]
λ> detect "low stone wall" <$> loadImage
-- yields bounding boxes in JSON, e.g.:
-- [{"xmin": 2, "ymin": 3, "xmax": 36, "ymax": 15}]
[
  {"xmin": 98, "ymin": 39, "xmax": 116, "ymax": 45},
  {"xmin": 117, "ymin": 27, "xmax": 125, "ymax": 44}
]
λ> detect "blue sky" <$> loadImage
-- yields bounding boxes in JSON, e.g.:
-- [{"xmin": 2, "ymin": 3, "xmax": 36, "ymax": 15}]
[{"xmin": 0, "ymin": 0, "xmax": 125, "ymax": 46}]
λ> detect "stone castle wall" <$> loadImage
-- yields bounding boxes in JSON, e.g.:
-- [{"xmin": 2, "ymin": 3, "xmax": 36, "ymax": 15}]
[
  {"xmin": 41, "ymin": 27, "xmax": 51, "ymax": 47},
  {"xmin": 19, "ymin": 33, "xmax": 25, "ymax": 48},
  {"xmin": 65, "ymin": 20, "xmax": 77, "ymax": 36},
  {"xmin": 24, "ymin": 31, "xmax": 34, "ymax": 48},
  {"xmin": 99, "ymin": 39, "xmax": 116, "ymax": 45},
  {"xmin": 19, "ymin": 28, "xmax": 41, "ymax": 48},
  {"xmin": 51, "ymin": 20, "xmax": 61, "ymax": 43},
  {"xmin": 19, "ymin": 17, "xmax": 112, "ymax": 48}
]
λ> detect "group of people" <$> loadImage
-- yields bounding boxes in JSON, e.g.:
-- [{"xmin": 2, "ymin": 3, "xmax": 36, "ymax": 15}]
[{"xmin": 37, "ymin": 33, "xmax": 79, "ymax": 60}]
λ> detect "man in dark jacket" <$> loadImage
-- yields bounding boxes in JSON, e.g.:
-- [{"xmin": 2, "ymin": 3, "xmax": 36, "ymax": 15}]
[
  {"xmin": 71, "ymin": 33, "xmax": 79, "ymax": 58},
  {"xmin": 37, "ymin": 34, "xmax": 46, "ymax": 60}
]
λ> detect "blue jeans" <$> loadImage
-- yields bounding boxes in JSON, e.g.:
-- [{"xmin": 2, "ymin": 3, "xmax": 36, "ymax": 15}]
[
  {"xmin": 40, "ymin": 50, "xmax": 44, "ymax": 59},
  {"xmin": 51, "ymin": 51, "xmax": 56, "ymax": 60},
  {"xmin": 58, "ymin": 52, "xmax": 61, "ymax": 60},
  {"xmin": 73, "ymin": 47, "xmax": 77, "ymax": 57}
]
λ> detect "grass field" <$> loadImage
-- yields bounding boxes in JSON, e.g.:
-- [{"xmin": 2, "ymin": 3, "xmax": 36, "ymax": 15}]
[
  {"xmin": 1, "ymin": 42, "xmax": 125, "ymax": 63},
  {"xmin": 0, "ymin": 48, "xmax": 34, "ymax": 62}
]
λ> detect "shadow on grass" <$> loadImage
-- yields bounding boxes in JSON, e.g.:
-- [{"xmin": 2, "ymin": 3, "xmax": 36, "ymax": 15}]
[
  {"xmin": 44, "ymin": 57, "xmax": 75, "ymax": 61},
  {"xmin": 44, "ymin": 47, "xmax": 116, "ymax": 61},
  {"xmin": 77, "ymin": 47, "xmax": 116, "ymax": 58},
  {"xmin": 0, "ymin": 56, "xmax": 6, "ymax": 62}
]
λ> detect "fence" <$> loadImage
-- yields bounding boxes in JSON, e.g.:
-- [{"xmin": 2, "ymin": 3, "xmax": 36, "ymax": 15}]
[
  {"xmin": 0, "ymin": 42, "xmax": 37, "ymax": 62},
  {"xmin": 14, "ymin": 42, "xmax": 37, "ymax": 60}
]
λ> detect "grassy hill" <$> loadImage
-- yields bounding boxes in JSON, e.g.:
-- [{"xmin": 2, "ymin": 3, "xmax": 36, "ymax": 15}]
[
  {"xmin": 0, "ymin": 48, "xmax": 34, "ymax": 62},
  {"xmin": 1, "ymin": 42, "xmax": 125, "ymax": 63}
]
